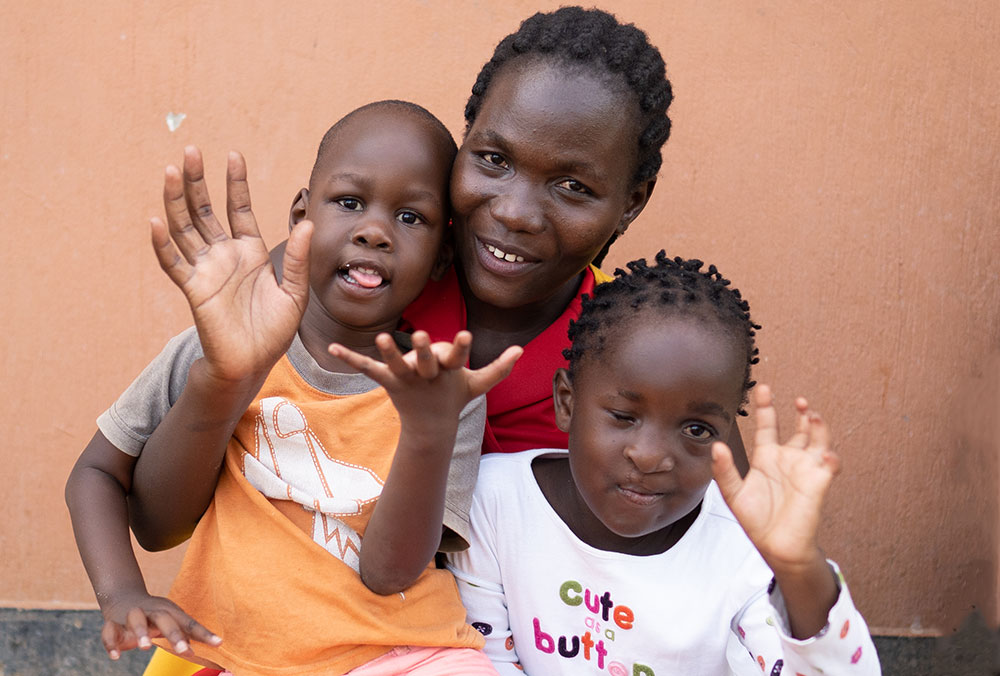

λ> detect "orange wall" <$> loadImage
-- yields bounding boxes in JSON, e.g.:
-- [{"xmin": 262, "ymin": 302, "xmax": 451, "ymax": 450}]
[{"xmin": 2, "ymin": 1, "xmax": 997, "ymax": 636}]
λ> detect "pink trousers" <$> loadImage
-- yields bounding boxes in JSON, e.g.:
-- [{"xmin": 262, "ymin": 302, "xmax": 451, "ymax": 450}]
[{"xmin": 210, "ymin": 645, "xmax": 498, "ymax": 676}]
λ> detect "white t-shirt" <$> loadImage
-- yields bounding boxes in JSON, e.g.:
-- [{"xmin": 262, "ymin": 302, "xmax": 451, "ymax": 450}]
[{"xmin": 447, "ymin": 449, "xmax": 881, "ymax": 676}]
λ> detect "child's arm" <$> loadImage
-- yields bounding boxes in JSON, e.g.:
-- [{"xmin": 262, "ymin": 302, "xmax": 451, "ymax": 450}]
[
  {"xmin": 65, "ymin": 431, "xmax": 220, "ymax": 660},
  {"xmin": 127, "ymin": 147, "xmax": 314, "ymax": 548},
  {"xmin": 330, "ymin": 332, "xmax": 521, "ymax": 595},
  {"xmin": 713, "ymin": 385, "xmax": 880, "ymax": 674},
  {"xmin": 712, "ymin": 385, "xmax": 840, "ymax": 638}
]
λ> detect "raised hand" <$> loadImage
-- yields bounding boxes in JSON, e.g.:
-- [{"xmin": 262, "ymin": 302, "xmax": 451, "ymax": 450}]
[
  {"xmin": 99, "ymin": 590, "xmax": 220, "ymax": 661},
  {"xmin": 331, "ymin": 331, "xmax": 522, "ymax": 595},
  {"xmin": 151, "ymin": 146, "xmax": 313, "ymax": 385},
  {"xmin": 328, "ymin": 330, "xmax": 523, "ymax": 427},
  {"xmin": 711, "ymin": 385, "xmax": 840, "ymax": 574}
]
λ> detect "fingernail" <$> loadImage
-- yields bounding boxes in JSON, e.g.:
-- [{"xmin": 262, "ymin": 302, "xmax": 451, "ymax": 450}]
[
  {"xmin": 109, "ymin": 650, "xmax": 120, "ymax": 660},
  {"xmin": 176, "ymin": 640, "xmax": 189, "ymax": 653},
  {"xmin": 139, "ymin": 636, "xmax": 151, "ymax": 649},
  {"xmin": 210, "ymin": 634, "xmax": 222, "ymax": 645}
]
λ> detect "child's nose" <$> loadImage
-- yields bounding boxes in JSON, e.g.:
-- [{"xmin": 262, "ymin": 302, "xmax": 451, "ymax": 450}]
[
  {"xmin": 488, "ymin": 177, "xmax": 546, "ymax": 234},
  {"xmin": 351, "ymin": 215, "xmax": 393, "ymax": 251},
  {"xmin": 624, "ymin": 437, "xmax": 675, "ymax": 474}
]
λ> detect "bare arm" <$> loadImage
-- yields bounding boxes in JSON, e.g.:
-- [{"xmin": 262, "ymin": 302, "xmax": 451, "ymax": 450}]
[
  {"xmin": 128, "ymin": 147, "xmax": 313, "ymax": 549},
  {"xmin": 65, "ymin": 431, "xmax": 219, "ymax": 659},
  {"xmin": 330, "ymin": 331, "xmax": 521, "ymax": 595},
  {"xmin": 712, "ymin": 385, "xmax": 841, "ymax": 639}
]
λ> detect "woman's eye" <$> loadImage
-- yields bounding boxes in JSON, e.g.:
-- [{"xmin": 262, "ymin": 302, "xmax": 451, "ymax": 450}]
[
  {"xmin": 397, "ymin": 211, "xmax": 424, "ymax": 226},
  {"xmin": 682, "ymin": 423, "xmax": 715, "ymax": 440},
  {"xmin": 557, "ymin": 179, "xmax": 591, "ymax": 195},
  {"xmin": 481, "ymin": 152, "xmax": 508, "ymax": 168},
  {"xmin": 336, "ymin": 197, "xmax": 363, "ymax": 211}
]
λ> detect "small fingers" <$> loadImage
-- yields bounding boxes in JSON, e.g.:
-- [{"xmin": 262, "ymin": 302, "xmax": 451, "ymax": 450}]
[
  {"xmin": 182, "ymin": 615, "xmax": 223, "ymax": 648},
  {"xmin": 438, "ymin": 331, "xmax": 473, "ymax": 371},
  {"xmin": 282, "ymin": 220, "xmax": 313, "ymax": 313},
  {"xmin": 328, "ymin": 343, "xmax": 386, "ymax": 380},
  {"xmin": 225, "ymin": 150, "xmax": 262, "ymax": 240},
  {"xmin": 785, "ymin": 396, "xmax": 811, "ymax": 449},
  {"xmin": 124, "ymin": 607, "xmax": 152, "ymax": 651},
  {"xmin": 150, "ymin": 217, "xmax": 192, "ymax": 288},
  {"xmin": 147, "ymin": 611, "xmax": 190, "ymax": 656},
  {"xmin": 711, "ymin": 441, "xmax": 744, "ymax": 504},
  {"xmin": 805, "ymin": 411, "xmax": 839, "ymax": 472},
  {"xmin": 182, "ymin": 146, "xmax": 227, "ymax": 243},
  {"xmin": 162, "ymin": 165, "xmax": 210, "ymax": 264},
  {"xmin": 100, "ymin": 620, "xmax": 130, "ymax": 660},
  {"xmin": 411, "ymin": 331, "xmax": 439, "ymax": 379},
  {"xmin": 752, "ymin": 384, "xmax": 779, "ymax": 448},
  {"xmin": 376, "ymin": 332, "xmax": 411, "ymax": 378}
]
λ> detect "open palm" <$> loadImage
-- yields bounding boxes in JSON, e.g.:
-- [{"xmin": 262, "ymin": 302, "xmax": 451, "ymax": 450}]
[
  {"xmin": 151, "ymin": 147, "xmax": 313, "ymax": 385},
  {"xmin": 712, "ymin": 385, "xmax": 841, "ymax": 572}
]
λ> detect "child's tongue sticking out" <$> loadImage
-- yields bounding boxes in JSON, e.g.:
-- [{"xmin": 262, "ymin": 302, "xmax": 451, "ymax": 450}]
[{"xmin": 345, "ymin": 265, "xmax": 383, "ymax": 288}]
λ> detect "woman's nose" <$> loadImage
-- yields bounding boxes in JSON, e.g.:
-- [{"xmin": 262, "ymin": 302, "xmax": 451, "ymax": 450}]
[{"xmin": 488, "ymin": 177, "xmax": 545, "ymax": 234}]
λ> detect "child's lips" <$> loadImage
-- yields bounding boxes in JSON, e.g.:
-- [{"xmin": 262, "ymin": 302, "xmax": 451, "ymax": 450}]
[{"xmin": 617, "ymin": 485, "xmax": 664, "ymax": 506}]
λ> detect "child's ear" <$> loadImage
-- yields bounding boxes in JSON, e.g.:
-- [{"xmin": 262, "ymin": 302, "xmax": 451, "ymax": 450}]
[
  {"xmin": 430, "ymin": 224, "xmax": 455, "ymax": 281},
  {"xmin": 552, "ymin": 368, "xmax": 574, "ymax": 433},
  {"xmin": 616, "ymin": 177, "xmax": 656, "ymax": 236},
  {"xmin": 289, "ymin": 188, "xmax": 309, "ymax": 232}
]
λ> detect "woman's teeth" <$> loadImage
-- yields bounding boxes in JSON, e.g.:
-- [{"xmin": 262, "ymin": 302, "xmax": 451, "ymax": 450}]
[{"xmin": 486, "ymin": 244, "xmax": 524, "ymax": 263}]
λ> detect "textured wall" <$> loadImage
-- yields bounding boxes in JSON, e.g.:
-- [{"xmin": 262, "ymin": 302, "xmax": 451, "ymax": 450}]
[{"xmin": 1, "ymin": 1, "xmax": 997, "ymax": 636}]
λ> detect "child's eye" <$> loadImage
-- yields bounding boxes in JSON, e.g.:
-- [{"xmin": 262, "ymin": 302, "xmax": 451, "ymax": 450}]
[
  {"xmin": 335, "ymin": 197, "xmax": 363, "ymax": 211},
  {"xmin": 396, "ymin": 210, "xmax": 425, "ymax": 226},
  {"xmin": 480, "ymin": 152, "xmax": 509, "ymax": 169},
  {"xmin": 556, "ymin": 179, "xmax": 591, "ymax": 195},
  {"xmin": 682, "ymin": 423, "xmax": 716, "ymax": 441},
  {"xmin": 609, "ymin": 410, "xmax": 636, "ymax": 425}
]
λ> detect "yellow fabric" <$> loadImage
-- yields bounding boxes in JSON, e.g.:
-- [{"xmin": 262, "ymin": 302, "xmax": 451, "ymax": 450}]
[
  {"xmin": 142, "ymin": 648, "xmax": 206, "ymax": 676},
  {"xmin": 590, "ymin": 263, "xmax": 614, "ymax": 284},
  {"xmin": 152, "ymin": 355, "xmax": 481, "ymax": 676}
]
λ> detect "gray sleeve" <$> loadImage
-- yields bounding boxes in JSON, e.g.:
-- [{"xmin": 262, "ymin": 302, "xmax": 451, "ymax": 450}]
[
  {"xmin": 439, "ymin": 393, "xmax": 486, "ymax": 552},
  {"xmin": 95, "ymin": 327, "xmax": 204, "ymax": 457}
]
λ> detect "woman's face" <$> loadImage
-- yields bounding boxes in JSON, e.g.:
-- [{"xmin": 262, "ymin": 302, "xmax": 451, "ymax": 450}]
[{"xmin": 450, "ymin": 59, "xmax": 654, "ymax": 313}]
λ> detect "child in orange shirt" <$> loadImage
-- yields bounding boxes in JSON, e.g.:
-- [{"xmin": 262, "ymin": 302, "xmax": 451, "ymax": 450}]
[{"xmin": 66, "ymin": 100, "xmax": 520, "ymax": 675}]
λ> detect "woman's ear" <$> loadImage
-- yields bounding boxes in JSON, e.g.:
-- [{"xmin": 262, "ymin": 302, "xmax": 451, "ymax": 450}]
[
  {"xmin": 289, "ymin": 188, "xmax": 309, "ymax": 232},
  {"xmin": 616, "ymin": 177, "xmax": 656, "ymax": 236},
  {"xmin": 553, "ymin": 368, "xmax": 575, "ymax": 433}
]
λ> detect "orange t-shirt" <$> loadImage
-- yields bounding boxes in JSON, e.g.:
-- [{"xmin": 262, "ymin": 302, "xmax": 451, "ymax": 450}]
[{"xmin": 162, "ymin": 354, "xmax": 483, "ymax": 676}]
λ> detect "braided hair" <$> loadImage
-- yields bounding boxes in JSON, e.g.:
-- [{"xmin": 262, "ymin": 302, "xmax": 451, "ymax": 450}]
[
  {"xmin": 564, "ymin": 251, "xmax": 761, "ymax": 415},
  {"xmin": 464, "ymin": 7, "xmax": 673, "ymax": 266}
]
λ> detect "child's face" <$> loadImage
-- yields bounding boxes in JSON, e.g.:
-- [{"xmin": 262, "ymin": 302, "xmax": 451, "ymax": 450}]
[
  {"xmin": 554, "ymin": 314, "xmax": 746, "ymax": 550},
  {"xmin": 450, "ymin": 59, "xmax": 652, "ymax": 313},
  {"xmin": 301, "ymin": 108, "xmax": 451, "ymax": 333}
]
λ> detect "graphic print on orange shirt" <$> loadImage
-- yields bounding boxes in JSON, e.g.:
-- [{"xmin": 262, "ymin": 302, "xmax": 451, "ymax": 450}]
[{"xmin": 242, "ymin": 396, "xmax": 385, "ymax": 571}]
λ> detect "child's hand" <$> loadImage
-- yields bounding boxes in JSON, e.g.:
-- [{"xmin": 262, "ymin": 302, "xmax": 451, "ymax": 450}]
[
  {"xmin": 329, "ymin": 330, "xmax": 522, "ymax": 429},
  {"xmin": 711, "ymin": 385, "xmax": 841, "ymax": 575},
  {"xmin": 151, "ymin": 146, "xmax": 314, "ymax": 386},
  {"xmin": 99, "ymin": 590, "xmax": 220, "ymax": 661}
]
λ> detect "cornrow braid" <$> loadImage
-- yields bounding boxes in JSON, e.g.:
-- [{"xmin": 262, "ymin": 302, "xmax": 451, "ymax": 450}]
[
  {"xmin": 465, "ymin": 6, "xmax": 673, "ymax": 188},
  {"xmin": 564, "ymin": 251, "xmax": 761, "ymax": 415}
]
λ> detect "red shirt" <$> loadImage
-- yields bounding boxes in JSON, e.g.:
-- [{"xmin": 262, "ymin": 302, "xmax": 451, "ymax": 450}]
[{"xmin": 402, "ymin": 266, "xmax": 599, "ymax": 453}]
